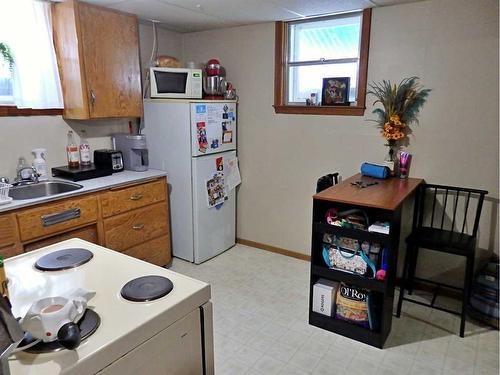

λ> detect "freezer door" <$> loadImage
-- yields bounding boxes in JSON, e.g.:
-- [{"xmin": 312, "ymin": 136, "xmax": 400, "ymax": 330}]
[
  {"xmin": 192, "ymin": 151, "xmax": 236, "ymax": 263},
  {"xmin": 191, "ymin": 102, "xmax": 237, "ymax": 156}
]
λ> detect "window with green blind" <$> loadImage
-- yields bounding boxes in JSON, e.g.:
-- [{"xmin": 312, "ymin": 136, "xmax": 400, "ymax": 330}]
[{"xmin": 274, "ymin": 9, "xmax": 371, "ymax": 116}]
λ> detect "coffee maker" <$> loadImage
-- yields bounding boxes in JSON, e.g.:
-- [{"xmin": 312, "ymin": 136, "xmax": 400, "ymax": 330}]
[{"xmin": 112, "ymin": 134, "xmax": 149, "ymax": 172}]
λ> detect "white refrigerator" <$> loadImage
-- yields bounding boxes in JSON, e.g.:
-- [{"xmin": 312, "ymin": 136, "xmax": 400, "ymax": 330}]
[{"xmin": 143, "ymin": 99, "xmax": 238, "ymax": 263}]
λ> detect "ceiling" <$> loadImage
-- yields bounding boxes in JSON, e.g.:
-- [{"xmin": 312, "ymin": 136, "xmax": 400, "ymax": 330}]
[{"xmin": 83, "ymin": 0, "xmax": 422, "ymax": 33}]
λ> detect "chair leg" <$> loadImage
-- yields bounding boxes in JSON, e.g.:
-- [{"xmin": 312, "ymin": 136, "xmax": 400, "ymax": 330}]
[
  {"xmin": 396, "ymin": 244, "xmax": 413, "ymax": 318},
  {"xmin": 408, "ymin": 246, "xmax": 419, "ymax": 295},
  {"xmin": 460, "ymin": 255, "xmax": 474, "ymax": 337}
]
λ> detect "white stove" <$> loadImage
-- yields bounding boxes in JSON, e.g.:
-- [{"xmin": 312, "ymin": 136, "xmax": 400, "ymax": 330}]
[{"xmin": 5, "ymin": 239, "xmax": 214, "ymax": 375}]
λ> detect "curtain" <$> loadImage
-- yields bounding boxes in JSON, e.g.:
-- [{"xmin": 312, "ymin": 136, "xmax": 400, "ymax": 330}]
[{"xmin": 0, "ymin": 0, "xmax": 63, "ymax": 109}]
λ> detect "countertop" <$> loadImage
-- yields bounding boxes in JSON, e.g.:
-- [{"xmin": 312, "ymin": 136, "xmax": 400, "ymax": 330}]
[
  {"xmin": 0, "ymin": 169, "xmax": 167, "ymax": 213},
  {"xmin": 313, "ymin": 173, "xmax": 424, "ymax": 211}
]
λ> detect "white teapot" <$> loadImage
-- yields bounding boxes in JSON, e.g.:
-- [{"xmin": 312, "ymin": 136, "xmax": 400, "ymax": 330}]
[{"xmin": 21, "ymin": 289, "xmax": 95, "ymax": 350}]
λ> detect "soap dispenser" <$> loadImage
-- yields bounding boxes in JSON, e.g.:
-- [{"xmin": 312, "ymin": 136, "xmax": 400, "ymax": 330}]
[{"xmin": 32, "ymin": 148, "xmax": 48, "ymax": 181}]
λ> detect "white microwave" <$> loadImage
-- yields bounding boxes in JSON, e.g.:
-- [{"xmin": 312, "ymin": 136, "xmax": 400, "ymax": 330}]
[{"xmin": 150, "ymin": 67, "xmax": 203, "ymax": 99}]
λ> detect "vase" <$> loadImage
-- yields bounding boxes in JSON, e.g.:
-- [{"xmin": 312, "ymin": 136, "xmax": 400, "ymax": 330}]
[{"xmin": 383, "ymin": 143, "xmax": 397, "ymax": 176}]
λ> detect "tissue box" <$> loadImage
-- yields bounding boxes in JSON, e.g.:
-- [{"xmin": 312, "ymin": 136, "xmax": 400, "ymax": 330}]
[{"xmin": 312, "ymin": 279, "xmax": 339, "ymax": 317}]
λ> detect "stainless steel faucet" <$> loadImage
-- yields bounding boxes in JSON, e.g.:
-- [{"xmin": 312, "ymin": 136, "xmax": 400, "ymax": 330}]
[{"xmin": 13, "ymin": 166, "xmax": 40, "ymax": 186}]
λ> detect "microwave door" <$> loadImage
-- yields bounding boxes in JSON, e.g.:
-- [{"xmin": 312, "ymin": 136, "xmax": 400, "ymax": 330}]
[{"xmin": 155, "ymin": 71, "xmax": 188, "ymax": 94}]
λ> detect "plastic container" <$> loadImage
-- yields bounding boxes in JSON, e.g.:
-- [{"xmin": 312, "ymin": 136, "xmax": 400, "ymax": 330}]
[
  {"xmin": 66, "ymin": 131, "xmax": 80, "ymax": 169},
  {"xmin": 79, "ymin": 130, "xmax": 91, "ymax": 166},
  {"xmin": 32, "ymin": 148, "xmax": 48, "ymax": 181},
  {"xmin": 0, "ymin": 182, "xmax": 12, "ymax": 205}
]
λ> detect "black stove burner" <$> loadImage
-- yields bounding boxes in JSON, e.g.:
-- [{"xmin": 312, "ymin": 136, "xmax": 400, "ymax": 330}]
[
  {"xmin": 19, "ymin": 309, "xmax": 100, "ymax": 354},
  {"xmin": 35, "ymin": 248, "xmax": 93, "ymax": 271},
  {"xmin": 120, "ymin": 275, "xmax": 173, "ymax": 302}
]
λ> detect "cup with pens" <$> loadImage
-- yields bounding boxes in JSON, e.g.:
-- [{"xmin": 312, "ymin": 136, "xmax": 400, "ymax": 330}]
[{"xmin": 399, "ymin": 152, "xmax": 412, "ymax": 179}]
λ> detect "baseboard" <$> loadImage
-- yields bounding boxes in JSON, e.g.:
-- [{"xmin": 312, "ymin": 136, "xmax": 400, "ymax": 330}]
[{"xmin": 236, "ymin": 238, "xmax": 311, "ymax": 262}]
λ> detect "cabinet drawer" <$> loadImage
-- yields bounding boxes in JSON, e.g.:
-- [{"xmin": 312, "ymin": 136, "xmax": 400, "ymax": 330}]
[
  {"xmin": 24, "ymin": 225, "xmax": 98, "ymax": 253},
  {"xmin": 121, "ymin": 235, "xmax": 171, "ymax": 266},
  {"xmin": 17, "ymin": 196, "xmax": 98, "ymax": 242},
  {"xmin": 104, "ymin": 202, "xmax": 168, "ymax": 251},
  {"xmin": 0, "ymin": 215, "xmax": 17, "ymax": 248},
  {"xmin": 100, "ymin": 179, "xmax": 166, "ymax": 217},
  {"xmin": 0, "ymin": 244, "xmax": 22, "ymax": 259}
]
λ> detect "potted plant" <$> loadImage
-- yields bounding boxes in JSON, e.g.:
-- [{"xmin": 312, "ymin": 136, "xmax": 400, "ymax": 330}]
[{"xmin": 367, "ymin": 77, "xmax": 431, "ymax": 171}]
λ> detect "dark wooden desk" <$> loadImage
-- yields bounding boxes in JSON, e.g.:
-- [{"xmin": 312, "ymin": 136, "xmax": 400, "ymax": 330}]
[{"xmin": 309, "ymin": 174, "xmax": 424, "ymax": 348}]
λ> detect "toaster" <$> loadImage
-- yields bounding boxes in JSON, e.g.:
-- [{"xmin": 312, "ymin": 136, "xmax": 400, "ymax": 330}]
[{"xmin": 93, "ymin": 149, "xmax": 124, "ymax": 172}]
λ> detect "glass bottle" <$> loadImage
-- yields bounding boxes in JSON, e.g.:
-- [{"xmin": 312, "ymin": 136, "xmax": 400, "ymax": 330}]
[
  {"xmin": 66, "ymin": 130, "xmax": 80, "ymax": 169},
  {"xmin": 383, "ymin": 148, "xmax": 394, "ymax": 173},
  {"xmin": 79, "ymin": 130, "xmax": 91, "ymax": 166}
]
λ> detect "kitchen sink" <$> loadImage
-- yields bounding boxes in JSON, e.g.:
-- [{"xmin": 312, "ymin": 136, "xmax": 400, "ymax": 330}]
[{"xmin": 9, "ymin": 181, "xmax": 83, "ymax": 200}]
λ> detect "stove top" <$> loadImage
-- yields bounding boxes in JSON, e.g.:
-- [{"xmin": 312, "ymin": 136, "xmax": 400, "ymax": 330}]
[
  {"xmin": 34, "ymin": 248, "xmax": 93, "ymax": 271},
  {"xmin": 19, "ymin": 309, "xmax": 100, "ymax": 354},
  {"xmin": 121, "ymin": 275, "xmax": 174, "ymax": 302},
  {"xmin": 6, "ymin": 239, "xmax": 210, "ymax": 375}
]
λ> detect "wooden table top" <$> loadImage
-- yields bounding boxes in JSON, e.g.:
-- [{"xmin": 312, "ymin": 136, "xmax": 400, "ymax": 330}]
[{"xmin": 313, "ymin": 173, "xmax": 424, "ymax": 211}]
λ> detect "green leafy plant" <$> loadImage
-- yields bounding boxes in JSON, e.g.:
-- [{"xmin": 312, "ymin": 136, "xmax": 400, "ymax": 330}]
[
  {"xmin": 0, "ymin": 42, "xmax": 14, "ymax": 71},
  {"xmin": 367, "ymin": 77, "xmax": 431, "ymax": 146}
]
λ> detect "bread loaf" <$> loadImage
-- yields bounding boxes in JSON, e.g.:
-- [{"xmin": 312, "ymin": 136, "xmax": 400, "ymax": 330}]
[{"xmin": 155, "ymin": 55, "xmax": 181, "ymax": 68}]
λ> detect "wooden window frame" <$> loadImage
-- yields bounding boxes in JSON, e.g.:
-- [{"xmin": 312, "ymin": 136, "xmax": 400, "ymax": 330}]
[
  {"xmin": 0, "ymin": 106, "xmax": 63, "ymax": 116},
  {"xmin": 274, "ymin": 8, "xmax": 371, "ymax": 116}
]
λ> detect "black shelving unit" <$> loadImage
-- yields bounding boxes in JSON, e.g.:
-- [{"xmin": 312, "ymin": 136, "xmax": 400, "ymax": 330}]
[{"xmin": 308, "ymin": 174, "xmax": 422, "ymax": 348}]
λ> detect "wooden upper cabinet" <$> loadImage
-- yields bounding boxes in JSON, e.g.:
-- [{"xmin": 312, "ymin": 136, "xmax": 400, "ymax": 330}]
[{"xmin": 52, "ymin": 0, "xmax": 143, "ymax": 119}]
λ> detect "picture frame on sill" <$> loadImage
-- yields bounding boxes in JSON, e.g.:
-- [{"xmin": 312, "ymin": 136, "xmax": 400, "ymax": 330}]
[{"xmin": 321, "ymin": 77, "xmax": 350, "ymax": 106}]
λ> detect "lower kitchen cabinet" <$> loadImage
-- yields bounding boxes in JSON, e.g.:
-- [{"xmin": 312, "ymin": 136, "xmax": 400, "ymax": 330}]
[
  {"xmin": 23, "ymin": 225, "xmax": 98, "ymax": 252},
  {"xmin": 0, "ymin": 177, "xmax": 171, "ymax": 266},
  {"xmin": 0, "ymin": 245, "xmax": 22, "ymax": 259},
  {"xmin": 122, "ymin": 235, "xmax": 171, "ymax": 266}
]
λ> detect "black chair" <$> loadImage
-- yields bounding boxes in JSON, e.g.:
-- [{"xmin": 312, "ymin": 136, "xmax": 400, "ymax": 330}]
[
  {"xmin": 396, "ymin": 183, "xmax": 488, "ymax": 337},
  {"xmin": 316, "ymin": 173, "xmax": 339, "ymax": 193}
]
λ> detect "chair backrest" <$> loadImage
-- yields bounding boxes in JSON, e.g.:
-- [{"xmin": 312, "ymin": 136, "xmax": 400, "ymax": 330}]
[
  {"xmin": 413, "ymin": 183, "xmax": 488, "ymax": 237},
  {"xmin": 316, "ymin": 173, "xmax": 339, "ymax": 193}
]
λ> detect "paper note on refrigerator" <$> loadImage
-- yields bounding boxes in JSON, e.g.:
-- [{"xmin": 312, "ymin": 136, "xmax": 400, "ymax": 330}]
[
  {"xmin": 226, "ymin": 156, "xmax": 241, "ymax": 192},
  {"xmin": 206, "ymin": 172, "xmax": 226, "ymax": 208}
]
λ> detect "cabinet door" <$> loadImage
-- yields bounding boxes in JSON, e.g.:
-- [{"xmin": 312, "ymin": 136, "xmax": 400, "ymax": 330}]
[
  {"xmin": 78, "ymin": 2, "xmax": 143, "ymax": 118},
  {"xmin": 23, "ymin": 225, "xmax": 98, "ymax": 253}
]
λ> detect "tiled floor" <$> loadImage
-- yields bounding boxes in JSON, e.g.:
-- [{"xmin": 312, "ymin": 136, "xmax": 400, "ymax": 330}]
[{"xmin": 170, "ymin": 245, "xmax": 499, "ymax": 375}]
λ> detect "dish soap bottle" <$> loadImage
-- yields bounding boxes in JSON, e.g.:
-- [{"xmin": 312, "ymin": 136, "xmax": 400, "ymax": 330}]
[
  {"xmin": 79, "ymin": 130, "xmax": 91, "ymax": 166},
  {"xmin": 66, "ymin": 130, "xmax": 80, "ymax": 169},
  {"xmin": 32, "ymin": 148, "xmax": 48, "ymax": 181}
]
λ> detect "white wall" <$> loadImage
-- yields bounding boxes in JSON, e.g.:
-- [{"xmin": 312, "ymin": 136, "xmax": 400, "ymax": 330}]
[
  {"xmin": 0, "ymin": 24, "xmax": 182, "ymax": 181},
  {"xmin": 138, "ymin": 23, "xmax": 183, "ymax": 82},
  {"xmin": 182, "ymin": 0, "xmax": 499, "ymax": 284}
]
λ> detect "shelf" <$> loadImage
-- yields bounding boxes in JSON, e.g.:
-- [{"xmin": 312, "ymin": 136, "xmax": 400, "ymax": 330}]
[
  {"xmin": 314, "ymin": 222, "xmax": 390, "ymax": 245},
  {"xmin": 309, "ymin": 311, "xmax": 383, "ymax": 348},
  {"xmin": 312, "ymin": 265, "xmax": 386, "ymax": 292}
]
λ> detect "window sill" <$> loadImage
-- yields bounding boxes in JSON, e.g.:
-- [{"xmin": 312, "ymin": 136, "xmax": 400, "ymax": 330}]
[
  {"xmin": 273, "ymin": 105, "xmax": 365, "ymax": 116},
  {"xmin": 0, "ymin": 106, "xmax": 63, "ymax": 116}
]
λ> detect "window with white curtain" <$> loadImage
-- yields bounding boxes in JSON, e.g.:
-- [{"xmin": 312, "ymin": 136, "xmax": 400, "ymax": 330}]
[{"xmin": 0, "ymin": 0, "xmax": 63, "ymax": 109}]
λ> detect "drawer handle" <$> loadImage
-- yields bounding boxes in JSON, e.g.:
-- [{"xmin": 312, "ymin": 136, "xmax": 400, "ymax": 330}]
[
  {"xmin": 132, "ymin": 223, "xmax": 145, "ymax": 230},
  {"xmin": 41, "ymin": 208, "xmax": 81, "ymax": 227},
  {"xmin": 129, "ymin": 193, "xmax": 143, "ymax": 201}
]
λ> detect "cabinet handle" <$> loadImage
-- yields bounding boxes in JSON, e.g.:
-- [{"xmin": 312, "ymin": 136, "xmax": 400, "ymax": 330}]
[
  {"xmin": 41, "ymin": 208, "xmax": 81, "ymax": 227},
  {"xmin": 129, "ymin": 193, "xmax": 143, "ymax": 201},
  {"xmin": 90, "ymin": 90, "xmax": 96, "ymax": 106},
  {"xmin": 132, "ymin": 223, "xmax": 144, "ymax": 230}
]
